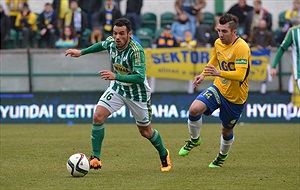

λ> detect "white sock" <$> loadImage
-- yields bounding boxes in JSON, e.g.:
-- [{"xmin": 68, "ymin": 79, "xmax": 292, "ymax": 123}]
[
  {"xmin": 188, "ymin": 117, "xmax": 202, "ymax": 139},
  {"xmin": 220, "ymin": 135, "xmax": 234, "ymax": 155}
]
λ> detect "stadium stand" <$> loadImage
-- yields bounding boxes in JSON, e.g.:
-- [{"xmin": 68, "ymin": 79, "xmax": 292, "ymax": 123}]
[
  {"xmin": 141, "ymin": 12, "xmax": 157, "ymax": 33},
  {"xmin": 201, "ymin": 12, "xmax": 215, "ymax": 26},
  {"xmin": 7, "ymin": 29, "xmax": 18, "ymax": 49},
  {"xmin": 160, "ymin": 12, "xmax": 176, "ymax": 28},
  {"xmin": 135, "ymin": 27, "xmax": 154, "ymax": 48}
]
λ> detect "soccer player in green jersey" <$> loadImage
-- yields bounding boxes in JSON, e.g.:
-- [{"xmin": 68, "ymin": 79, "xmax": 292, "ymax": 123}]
[
  {"xmin": 65, "ymin": 18, "xmax": 171, "ymax": 172},
  {"xmin": 271, "ymin": 25, "xmax": 300, "ymax": 119},
  {"xmin": 271, "ymin": 25, "xmax": 300, "ymax": 91}
]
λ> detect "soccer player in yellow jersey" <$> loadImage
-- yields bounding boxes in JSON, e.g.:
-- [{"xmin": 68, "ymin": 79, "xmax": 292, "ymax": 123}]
[{"xmin": 179, "ymin": 14, "xmax": 251, "ymax": 168}]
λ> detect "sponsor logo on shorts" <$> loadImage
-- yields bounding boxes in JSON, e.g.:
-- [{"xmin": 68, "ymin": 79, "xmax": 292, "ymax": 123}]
[
  {"xmin": 227, "ymin": 120, "xmax": 237, "ymax": 128},
  {"xmin": 207, "ymin": 86, "xmax": 221, "ymax": 104}
]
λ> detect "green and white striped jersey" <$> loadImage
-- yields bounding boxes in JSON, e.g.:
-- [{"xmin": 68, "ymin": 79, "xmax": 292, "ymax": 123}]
[
  {"xmin": 81, "ymin": 36, "xmax": 151, "ymax": 102},
  {"xmin": 272, "ymin": 25, "xmax": 300, "ymax": 79}
]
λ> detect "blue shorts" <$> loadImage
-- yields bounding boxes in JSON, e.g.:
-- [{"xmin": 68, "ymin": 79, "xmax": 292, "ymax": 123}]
[{"xmin": 195, "ymin": 84, "xmax": 245, "ymax": 129}]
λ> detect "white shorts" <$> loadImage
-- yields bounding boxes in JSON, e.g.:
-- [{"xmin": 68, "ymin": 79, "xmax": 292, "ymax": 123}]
[{"xmin": 97, "ymin": 86, "xmax": 152, "ymax": 126}]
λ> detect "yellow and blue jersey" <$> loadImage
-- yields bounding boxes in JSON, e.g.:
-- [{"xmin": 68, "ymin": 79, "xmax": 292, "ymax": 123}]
[{"xmin": 209, "ymin": 37, "xmax": 251, "ymax": 104}]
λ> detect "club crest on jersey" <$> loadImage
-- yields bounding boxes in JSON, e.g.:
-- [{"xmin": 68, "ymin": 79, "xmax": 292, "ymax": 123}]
[
  {"xmin": 228, "ymin": 54, "xmax": 232, "ymax": 59},
  {"xmin": 114, "ymin": 64, "xmax": 130, "ymax": 74},
  {"xmin": 111, "ymin": 52, "xmax": 116, "ymax": 58},
  {"xmin": 217, "ymin": 52, "xmax": 221, "ymax": 56}
]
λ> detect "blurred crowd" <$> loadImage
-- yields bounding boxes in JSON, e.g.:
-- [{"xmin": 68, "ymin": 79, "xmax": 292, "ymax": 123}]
[
  {"xmin": 0, "ymin": 0, "xmax": 139, "ymax": 48},
  {"xmin": 0, "ymin": 0, "xmax": 299, "ymax": 49},
  {"xmin": 156, "ymin": 0, "xmax": 299, "ymax": 49}
]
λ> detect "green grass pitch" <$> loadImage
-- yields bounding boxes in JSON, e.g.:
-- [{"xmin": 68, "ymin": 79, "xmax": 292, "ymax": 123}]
[{"xmin": 0, "ymin": 123, "xmax": 299, "ymax": 190}]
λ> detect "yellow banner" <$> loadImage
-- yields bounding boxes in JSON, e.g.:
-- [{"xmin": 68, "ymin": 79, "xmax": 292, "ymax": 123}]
[
  {"xmin": 145, "ymin": 47, "xmax": 213, "ymax": 80},
  {"xmin": 248, "ymin": 48, "xmax": 270, "ymax": 81},
  {"xmin": 145, "ymin": 47, "xmax": 270, "ymax": 82}
]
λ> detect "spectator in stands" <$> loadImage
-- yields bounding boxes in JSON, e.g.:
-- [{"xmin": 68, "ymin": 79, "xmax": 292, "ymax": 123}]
[
  {"xmin": 0, "ymin": 4, "xmax": 10, "ymax": 49},
  {"xmin": 156, "ymin": 24, "xmax": 178, "ymax": 48},
  {"xmin": 195, "ymin": 24, "xmax": 210, "ymax": 47},
  {"xmin": 87, "ymin": 25, "xmax": 104, "ymax": 46},
  {"xmin": 52, "ymin": 0, "xmax": 70, "ymax": 31},
  {"xmin": 78, "ymin": 0, "xmax": 102, "ymax": 29},
  {"xmin": 275, "ymin": 19, "xmax": 293, "ymax": 45},
  {"xmin": 15, "ymin": 2, "xmax": 38, "ymax": 48},
  {"xmin": 180, "ymin": 30, "xmax": 197, "ymax": 48},
  {"xmin": 175, "ymin": 0, "xmax": 206, "ymax": 25},
  {"xmin": 64, "ymin": 0, "xmax": 88, "ymax": 48},
  {"xmin": 96, "ymin": 0, "xmax": 122, "ymax": 36},
  {"xmin": 171, "ymin": 11, "xmax": 195, "ymax": 44},
  {"xmin": 55, "ymin": 25, "xmax": 78, "ymax": 48},
  {"xmin": 284, "ymin": 0, "xmax": 300, "ymax": 26},
  {"xmin": 6, "ymin": 0, "xmax": 28, "ymax": 30},
  {"xmin": 250, "ymin": 19, "xmax": 274, "ymax": 49},
  {"xmin": 125, "ymin": 0, "xmax": 143, "ymax": 32},
  {"xmin": 250, "ymin": 18, "xmax": 274, "ymax": 94},
  {"xmin": 227, "ymin": 0, "xmax": 253, "ymax": 27},
  {"xmin": 38, "ymin": 3, "xmax": 59, "ymax": 48},
  {"xmin": 195, "ymin": 12, "xmax": 223, "ymax": 47},
  {"xmin": 242, "ymin": 0, "xmax": 272, "ymax": 43},
  {"xmin": 208, "ymin": 12, "xmax": 223, "ymax": 47},
  {"xmin": 274, "ymin": 0, "xmax": 299, "ymax": 45}
]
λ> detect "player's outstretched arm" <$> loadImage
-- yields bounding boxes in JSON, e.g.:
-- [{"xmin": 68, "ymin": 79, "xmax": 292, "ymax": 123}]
[{"xmin": 65, "ymin": 49, "xmax": 82, "ymax": 57}]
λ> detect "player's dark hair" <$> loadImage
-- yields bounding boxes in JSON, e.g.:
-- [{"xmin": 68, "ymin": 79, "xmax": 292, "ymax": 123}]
[
  {"xmin": 219, "ymin": 13, "xmax": 239, "ymax": 30},
  {"xmin": 113, "ymin": 18, "xmax": 132, "ymax": 32}
]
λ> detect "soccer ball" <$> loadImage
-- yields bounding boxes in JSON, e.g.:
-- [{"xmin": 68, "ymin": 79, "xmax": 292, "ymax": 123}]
[{"xmin": 66, "ymin": 153, "xmax": 90, "ymax": 177}]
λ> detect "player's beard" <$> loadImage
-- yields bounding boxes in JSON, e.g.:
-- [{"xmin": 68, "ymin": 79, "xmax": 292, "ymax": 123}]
[
  {"xmin": 220, "ymin": 37, "xmax": 229, "ymax": 45},
  {"xmin": 116, "ymin": 35, "xmax": 130, "ymax": 50},
  {"xmin": 221, "ymin": 32, "xmax": 235, "ymax": 45}
]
